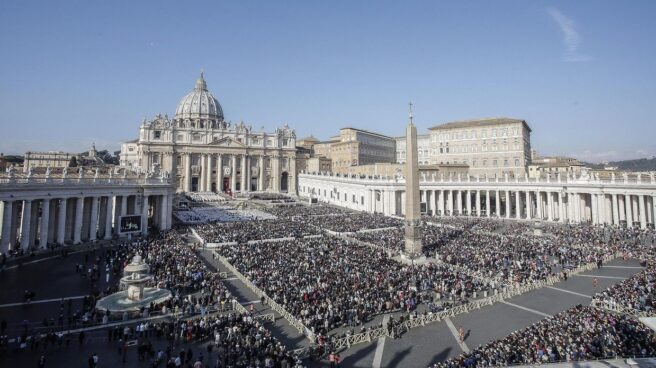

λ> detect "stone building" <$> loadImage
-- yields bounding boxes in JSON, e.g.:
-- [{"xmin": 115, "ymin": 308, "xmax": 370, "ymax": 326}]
[
  {"xmin": 121, "ymin": 73, "xmax": 297, "ymax": 194},
  {"xmin": 528, "ymin": 154, "xmax": 585, "ymax": 179},
  {"xmin": 395, "ymin": 134, "xmax": 431, "ymax": 165},
  {"xmin": 23, "ymin": 151, "xmax": 75, "ymax": 172},
  {"xmin": 23, "ymin": 145, "xmax": 105, "ymax": 172},
  {"xmin": 313, "ymin": 127, "xmax": 396, "ymax": 173},
  {"xmin": 427, "ymin": 118, "xmax": 532, "ymax": 177}
]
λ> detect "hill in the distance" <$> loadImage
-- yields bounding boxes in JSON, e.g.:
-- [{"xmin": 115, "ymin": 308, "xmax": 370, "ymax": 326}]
[{"xmin": 583, "ymin": 157, "xmax": 656, "ymax": 171}]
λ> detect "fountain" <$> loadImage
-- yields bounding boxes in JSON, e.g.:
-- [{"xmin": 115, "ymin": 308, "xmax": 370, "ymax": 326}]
[{"xmin": 96, "ymin": 254, "xmax": 172, "ymax": 313}]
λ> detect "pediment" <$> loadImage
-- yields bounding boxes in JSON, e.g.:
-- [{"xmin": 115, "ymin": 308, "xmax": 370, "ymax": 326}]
[{"xmin": 208, "ymin": 137, "xmax": 246, "ymax": 148}]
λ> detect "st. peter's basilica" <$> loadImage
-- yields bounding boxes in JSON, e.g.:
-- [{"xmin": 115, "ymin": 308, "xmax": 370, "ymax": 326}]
[{"xmin": 120, "ymin": 73, "xmax": 297, "ymax": 195}]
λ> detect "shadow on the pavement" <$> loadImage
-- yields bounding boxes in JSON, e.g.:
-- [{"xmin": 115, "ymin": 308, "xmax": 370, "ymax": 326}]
[{"xmin": 429, "ymin": 347, "xmax": 453, "ymax": 366}]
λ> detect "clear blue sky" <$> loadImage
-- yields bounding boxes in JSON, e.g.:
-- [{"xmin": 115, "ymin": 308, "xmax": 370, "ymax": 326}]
[{"xmin": 1, "ymin": 1, "xmax": 655, "ymax": 162}]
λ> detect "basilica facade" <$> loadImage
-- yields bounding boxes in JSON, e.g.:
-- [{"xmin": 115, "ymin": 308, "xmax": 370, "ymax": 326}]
[{"xmin": 121, "ymin": 73, "xmax": 297, "ymax": 194}]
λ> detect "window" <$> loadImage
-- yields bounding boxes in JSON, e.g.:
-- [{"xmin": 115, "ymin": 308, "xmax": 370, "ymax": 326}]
[
  {"xmin": 493, "ymin": 159, "xmax": 498, "ymax": 166},
  {"xmin": 515, "ymin": 159, "xmax": 520, "ymax": 166},
  {"xmin": 504, "ymin": 159, "xmax": 508, "ymax": 166},
  {"xmin": 283, "ymin": 138, "xmax": 289, "ymax": 146},
  {"xmin": 154, "ymin": 131, "xmax": 161, "ymax": 139},
  {"xmin": 483, "ymin": 159, "xmax": 487, "ymax": 166}
]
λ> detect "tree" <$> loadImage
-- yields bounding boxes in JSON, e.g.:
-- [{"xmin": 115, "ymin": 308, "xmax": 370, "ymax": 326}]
[{"xmin": 68, "ymin": 156, "xmax": 78, "ymax": 167}]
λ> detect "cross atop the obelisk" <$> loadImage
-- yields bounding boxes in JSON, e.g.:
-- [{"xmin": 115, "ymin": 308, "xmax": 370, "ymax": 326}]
[{"xmin": 408, "ymin": 101, "xmax": 413, "ymax": 124}]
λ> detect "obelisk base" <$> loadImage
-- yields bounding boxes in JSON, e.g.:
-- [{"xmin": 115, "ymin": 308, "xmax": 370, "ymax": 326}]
[{"xmin": 395, "ymin": 252, "xmax": 428, "ymax": 266}]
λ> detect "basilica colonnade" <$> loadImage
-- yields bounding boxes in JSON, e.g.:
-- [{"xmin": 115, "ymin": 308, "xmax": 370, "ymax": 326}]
[
  {"xmin": 299, "ymin": 172, "xmax": 656, "ymax": 229},
  {"xmin": 0, "ymin": 174, "xmax": 174, "ymax": 254}
]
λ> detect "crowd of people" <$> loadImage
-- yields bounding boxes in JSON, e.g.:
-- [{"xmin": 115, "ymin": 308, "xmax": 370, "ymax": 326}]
[
  {"xmin": 217, "ymin": 237, "xmax": 494, "ymax": 336},
  {"xmin": 175, "ymin": 205, "xmax": 276, "ymax": 224},
  {"xmin": 592, "ymin": 266, "xmax": 656, "ymax": 314},
  {"xmin": 353, "ymin": 225, "xmax": 463, "ymax": 255},
  {"xmin": 306, "ymin": 213, "xmax": 403, "ymax": 233},
  {"xmin": 434, "ymin": 305, "xmax": 656, "ymax": 367},
  {"xmin": 185, "ymin": 192, "xmax": 228, "ymax": 203},
  {"xmin": 263, "ymin": 204, "xmax": 350, "ymax": 218},
  {"xmin": 114, "ymin": 311, "xmax": 302, "ymax": 367},
  {"xmin": 194, "ymin": 219, "xmax": 322, "ymax": 244}
]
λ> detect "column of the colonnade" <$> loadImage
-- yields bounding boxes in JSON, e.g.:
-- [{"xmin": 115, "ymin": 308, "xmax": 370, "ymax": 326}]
[
  {"xmin": 535, "ymin": 191, "xmax": 542, "ymax": 220},
  {"xmin": 611, "ymin": 194, "xmax": 619, "ymax": 225},
  {"xmin": 160, "ymin": 195, "xmax": 170, "ymax": 230},
  {"xmin": 216, "ymin": 154, "xmax": 223, "ymax": 193},
  {"xmin": 639, "ymin": 195, "xmax": 647, "ymax": 229},
  {"xmin": 485, "ymin": 190, "xmax": 491, "ymax": 217},
  {"xmin": 57, "ymin": 199, "xmax": 67, "ymax": 245},
  {"xmin": 632, "ymin": 196, "xmax": 639, "ymax": 228},
  {"xmin": 591, "ymin": 193, "xmax": 599, "ymax": 225},
  {"xmin": 547, "ymin": 192, "xmax": 553, "ymax": 221},
  {"xmin": 184, "ymin": 153, "xmax": 192, "ymax": 192},
  {"xmin": 19, "ymin": 200, "xmax": 33, "ymax": 250},
  {"xmin": 505, "ymin": 190, "xmax": 511, "ymax": 219},
  {"xmin": 618, "ymin": 195, "xmax": 626, "ymax": 224},
  {"xmin": 452, "ymin": 190, "xmax": 458, "ymax": 215},
  {"xmin": 438, "ymin": 190, "xmax": 444, "ymax": 216},
  {"xmin": 625, "ymin": 194, "xmax": 633, "ymax": 227},
  {"xmin": 88, "ymin": 197, "xmax": 98, "ymax": 241},
  {"xmin": 558, "ymin": 192, "xmax": 565, "ymax": 222},
  {"xmin": 597, "ymin": 195, "xmax": 604, "ymax": 225},
  {"xmin": 206, "ymin": 154, "xmax": 214, "ymax": 192},
  {"xmin": 39, "ymin": 199, "xmax": 50, "ymax": 249},
  {"xmin": 525, "ymin": 191, "xmax": 531, "ymax": 219},
  {"xmin": 447, "ymin": 190, "xmax": 453, "ymax": 215},
  {"xmin": 1, "ymin": 201, "xmax": 13, "ymax": 252},
  {"xmin": 141, "ymin": 195, "xmax": 149, "ymax": 236},
  {"xmin": 104, "ymin": 196, "xmax": 113, "ymax": 240},
  {"xmin": 476, "ymin": 190, "xmax": 481, "ymax": 217},
  {"xmin": 272, "ymin": 155, "xmax": 281, "ymax": 192},
  {"xmin": 230, "ymin": 155, "xmax": 237, "ymax": 194},
  {"xmin": 464, "ymin": 190, "xmax": 470, "ymax": 216},
  {"xmin": 496, "ymin": 190, "xmax": 501, "ymax": 218},
  {"xmin": 199, "ymin": 154, "xmax": 206, "ymax": 192},
  {"xmin": 241, "ymin": 154, "xmax": 249, "ymax": 192},
  {"xmin": 73, "ymin": 197, "xmax": 84, "ymax": 245},
  {"xmin": 515, "ymin": 191, "xmax": 522, "ymax": 219},
  {"xmin": 258, "ymin": 156, "xmax": 265, "ymax": 191}
]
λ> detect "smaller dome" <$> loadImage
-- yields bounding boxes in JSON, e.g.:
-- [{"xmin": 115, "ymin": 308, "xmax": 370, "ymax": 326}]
[{"xmin": 174, "ymin": 72, "xmax": 224, "ymax": 122}]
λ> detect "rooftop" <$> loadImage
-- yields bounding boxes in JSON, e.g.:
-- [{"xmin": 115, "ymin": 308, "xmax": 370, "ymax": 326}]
[
  {"xmin": 340, "ymin": 127, "xmax": 395, "ymax": 140},
  {"xmin": 429, "ymin": 117, "xmax": 531, "ymax": 132}
]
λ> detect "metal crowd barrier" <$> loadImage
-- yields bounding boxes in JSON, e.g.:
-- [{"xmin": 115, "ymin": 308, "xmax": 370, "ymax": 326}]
[
  {"xmin": 212, "ymin": 250, "xmax": 314, "ymax": 342},
  {"xmin": 325, "ymin": 252, "xmax": 623, "ymax": 352}
]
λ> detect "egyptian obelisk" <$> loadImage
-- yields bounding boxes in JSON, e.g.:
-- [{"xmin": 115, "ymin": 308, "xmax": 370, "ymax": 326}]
[{"xmin": 403, "ymin": 103, "xmax": 423, "ymax": 258}]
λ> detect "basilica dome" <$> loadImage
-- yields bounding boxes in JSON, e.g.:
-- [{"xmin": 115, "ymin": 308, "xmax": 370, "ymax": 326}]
[{"xmin": 174, "ymin": 72, "xmax": 224, "ymax": 122}]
